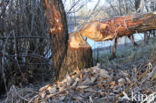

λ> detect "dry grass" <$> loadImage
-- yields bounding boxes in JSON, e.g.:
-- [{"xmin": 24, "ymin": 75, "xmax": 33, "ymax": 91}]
[{"xmin": 93, "ymin": 38, "xmax": 156, "ymax": 70}]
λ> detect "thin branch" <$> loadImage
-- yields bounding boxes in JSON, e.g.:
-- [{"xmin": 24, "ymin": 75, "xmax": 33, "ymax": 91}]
[{"xmin": 0, "ymin": 36, "xmax": 50, "ymax": 40}]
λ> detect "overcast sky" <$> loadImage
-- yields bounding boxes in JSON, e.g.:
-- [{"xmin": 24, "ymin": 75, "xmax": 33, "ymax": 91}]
[{"xmin": 64, "ymin": 0, "xmax": 108, "ymax": 12}]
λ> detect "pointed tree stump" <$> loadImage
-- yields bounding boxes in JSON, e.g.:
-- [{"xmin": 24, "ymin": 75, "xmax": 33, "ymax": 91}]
[{"xmin": 44, "ymin": 0, "xmax": 93, "ymax": 81}]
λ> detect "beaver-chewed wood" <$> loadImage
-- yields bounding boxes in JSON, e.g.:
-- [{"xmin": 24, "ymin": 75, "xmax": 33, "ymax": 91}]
[
  {"xmin": 77, "ymin": 12, "xmax": 156, "ymax": 41},
  {"xmin": 44, "ymin": 0, "xmax": 93, "ymax": 81}
]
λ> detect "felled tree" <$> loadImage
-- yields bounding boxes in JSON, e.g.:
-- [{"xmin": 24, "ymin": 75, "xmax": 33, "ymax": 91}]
[{"xmin": 73, "ymin": 12, "xmax": 156, "ymax": 42}]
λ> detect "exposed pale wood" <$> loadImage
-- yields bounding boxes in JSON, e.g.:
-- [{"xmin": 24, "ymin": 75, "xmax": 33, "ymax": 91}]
[
  {"xmin": 77, "ymin": 12, "xmax": 156, "ymax": 42},
  {"xmin": 68, "ymin": 31, "xmax": 90, "ymax": 48},
  {"xmin": 44, "ymin": 0, "xmax": 93, "ymax": 81}
]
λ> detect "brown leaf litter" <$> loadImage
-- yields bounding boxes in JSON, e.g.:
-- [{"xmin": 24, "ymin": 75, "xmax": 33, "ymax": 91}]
[{"xmin": 2, "ymin": 63, "xmax": 156, "ymax": 103}]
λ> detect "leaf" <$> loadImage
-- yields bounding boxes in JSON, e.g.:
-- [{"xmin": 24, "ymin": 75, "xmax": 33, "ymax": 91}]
[
  {"xmin": 39, "ymin": 91, "xmax": 46, "ymax": 98},
  {"xmin": 84, "ymin": 88, "xmax": 95, "ymax": 92},
  {"xmin": 110, "ymin": 81, "xmax": 116, "ymax": 89},
  {"xmin": 39, "ymin": 84, "xmax": 51, "ymax": 92},
  {"xmin": 71, "ymin": 78, "xmax": 80, "ymax": 87},
  {"xmin": 98, "ymin": 70, "xmax": 110, "ymax": 78},
  {"xmin": 66, "ymin": 73, "xmax": 72, "ymax": 85},
  {"xmin": 59, "ymin": 86, "xmax": 65, "ymax": 92},
  {"xmin": 61, "ymin": 73, "xmax": 72, "ymax": 85},
  {"xmin": 97, "ymin": 83, "xmax": 103, "ymax": 89},
  {"xmin": 47, "ymin": 86, "xmax": 56, "ymax": 94},
  {"xmin": 80, "ymin": 73, "xmax": 83, "ymax": 80},
  {"xmin": 118, "ymin": 78, "xmax": 125, "ymax": 87},
  {"xmin": 71, "ymin": 80, "xmax": 78, "ymax": 88},
  {"xmin": 34, "ymin": 97, "xmax": 39, "ymax": 103},
  {"xmin": 81, "ymin": 77, "xmax": 91, "ymax": 85},
  {"xmin": 90, "ymin": 76, "xmax": 97, "ymax": 83},
  {"xmin": 77, "ymin": 85, "xmax": 89, "ymax": 89},
  {"xmin": 46, "ymin": 93, "xmax": 56, "ymax": 99}
]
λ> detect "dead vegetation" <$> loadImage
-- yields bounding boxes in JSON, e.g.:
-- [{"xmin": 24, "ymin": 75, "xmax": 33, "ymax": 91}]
[
  {"xmin": 0, "ymin": 0, "xmax": 53, "ymax": 94},
  {"xmin": 2, "ymin": 60, "xmax": 155, "ymax": 103},
  {"xmin": 2, "ymin": 38, "xmax": 156, "ymax": 103},
  {"xmin": 1, "ymin": 38, "xmax": 156, "ymax": 103},
  {"xmin": 0, "ymin": 0, "xmax": 156, "ymax": 103}
]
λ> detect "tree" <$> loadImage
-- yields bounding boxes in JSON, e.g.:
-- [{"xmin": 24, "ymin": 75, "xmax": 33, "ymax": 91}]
[
  {"xmin": 75, "ymin": 12, "xmax": 156, "ymax": 41},
  {"xmin": 43, "ymin": 0, "xmax": 93, "ymax": 81},
  {"xmin": 44, "ymin": 0, "xmax": 156, "ymax": 81}
]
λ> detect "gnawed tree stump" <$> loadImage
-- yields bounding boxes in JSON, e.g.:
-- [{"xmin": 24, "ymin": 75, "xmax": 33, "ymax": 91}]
[
  {"xmin": 44, "ymin": 0, "xmax": 93, "ymax": 81},
  {"xmin": 58, "ymin": 32, "xmax": 93, "ymax": 80}
]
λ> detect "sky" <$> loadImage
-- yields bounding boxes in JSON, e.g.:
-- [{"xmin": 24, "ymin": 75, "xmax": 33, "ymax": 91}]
[
  {"xmin": 86, "ymin": 0, "xmax": 107, "ymax": 9},
  {"xmin": 64, "ymin": 0, "xmax": 108, "ymax": 12}
]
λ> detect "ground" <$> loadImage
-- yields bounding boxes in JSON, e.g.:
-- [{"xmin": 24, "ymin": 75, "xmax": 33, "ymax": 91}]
[
  {"xmin": 1, "ymin": 37, "xmax": 156, "ymax": 103},
  {"xmin": 93, "ymin": 37, "xmax": 156, "ymax": 70}
]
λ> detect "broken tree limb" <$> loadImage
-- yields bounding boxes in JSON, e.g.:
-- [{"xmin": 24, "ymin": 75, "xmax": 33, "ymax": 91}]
[{"xmin": 74, "ymin": 12, "xmax": 156, "ymax": 42}]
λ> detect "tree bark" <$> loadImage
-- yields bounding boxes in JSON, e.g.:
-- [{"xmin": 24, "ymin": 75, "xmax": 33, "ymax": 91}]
[
  {"xmin": 58, "ymin": 32, "xmax": 93, "ymax": 80},
  {"xmin": 78, "ymin": 12, "xmax": 156, "ymax": 42},
  {"xmin": 44, "ymin": 0, "xmax": 93, "ymax": 81}
]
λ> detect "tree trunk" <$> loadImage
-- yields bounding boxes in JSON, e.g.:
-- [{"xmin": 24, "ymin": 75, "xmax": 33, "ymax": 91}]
[
  {"xmin": 78, "ymin": 12, "xmax": 156, "ymax": 42},
  {"xmin": 43, "ymin": 0, "xmax": 93, "ymax": 81}
]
